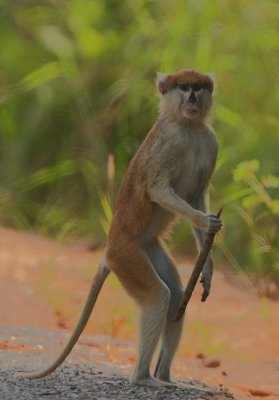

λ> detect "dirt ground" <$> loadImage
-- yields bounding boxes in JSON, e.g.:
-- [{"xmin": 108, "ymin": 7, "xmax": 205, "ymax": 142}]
[{"xmin": 0, "ymin": 226, "xmax": 278, "ymax": 399}]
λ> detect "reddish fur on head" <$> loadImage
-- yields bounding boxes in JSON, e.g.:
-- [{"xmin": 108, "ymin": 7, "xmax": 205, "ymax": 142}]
[{"xmin": 158, "ymin": 69, "xmax": 214, "ymax": 95}]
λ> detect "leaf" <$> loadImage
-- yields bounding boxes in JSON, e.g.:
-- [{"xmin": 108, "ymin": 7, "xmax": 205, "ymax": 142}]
[
  {"xmin": 21, "ymin": 62, "xmax": 64, "ymax": 91},
  {"xmin": 40, "ymin": 25, "xmax": 74, "ymax": 58},
  {"xmin": 99, "ymin": 192, "xmax": 113, "ymax": 236},
  {"xmin": 262, "ymin": 175, "xmax": 279, "ymax": 188},
  {"xmin": 233, "ymin": 160, "xmax": 260, "ymax": 182},
  {"xmin": 271, "ymin": 200, "xmax": 279, "ymax": 215},
  {"xmin": 242, "ymin": 194, "xmax": 261, "ymax": 209},
  {"xmin": 100, "ymin": 216, "xmax": 110, "ymax": 237},
  {"xmin": 18, "ymin": 160, "xmax": 77, "ymax": 192},
  {"xmin": 99, "ymin": 194, "xmax": 113, "ymax": 223},
  {"xmin": 77, "ymin": 29, "xmax": 107, "ymax": 58},
  {"xmin": 220, "ymin": 188, "xmax": 254, "ymax": 205}
]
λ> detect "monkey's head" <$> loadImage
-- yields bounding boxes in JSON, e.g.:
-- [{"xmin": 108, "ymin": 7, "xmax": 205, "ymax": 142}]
[{"xmin": 156, "ymin": 69, "xmax": 214, "ymax": 122}]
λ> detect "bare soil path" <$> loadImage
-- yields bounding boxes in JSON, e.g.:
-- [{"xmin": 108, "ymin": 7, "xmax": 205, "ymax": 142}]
[{"xmin": 0, "ymin": 227, "xmax": 279, "ymax": 399}]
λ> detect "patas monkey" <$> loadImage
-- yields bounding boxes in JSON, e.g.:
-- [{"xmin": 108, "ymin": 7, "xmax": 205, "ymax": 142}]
[{"xmin": 18, "ymin": 69, "xmax": 222, "ymax": 387}]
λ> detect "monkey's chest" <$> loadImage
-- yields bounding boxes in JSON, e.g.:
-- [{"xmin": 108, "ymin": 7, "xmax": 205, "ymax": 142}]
[{"xmin": 172, "ymin": 147, "xmax": 213, "ymax": 199}]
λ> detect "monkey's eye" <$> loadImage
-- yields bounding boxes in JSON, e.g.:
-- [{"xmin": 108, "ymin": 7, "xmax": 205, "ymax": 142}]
[
  {"xmin": 191, "ymin": 83, "xmax": 202, "ymax": 92},
  {"xmin": 178, "ymin": 84, "xmax": 190, "ymax": 92}
]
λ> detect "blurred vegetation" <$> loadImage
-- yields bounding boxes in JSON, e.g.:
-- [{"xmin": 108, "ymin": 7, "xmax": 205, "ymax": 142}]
[{"xmin": 0, "ymin": 0, "xmax": 279, "ymax": 283}]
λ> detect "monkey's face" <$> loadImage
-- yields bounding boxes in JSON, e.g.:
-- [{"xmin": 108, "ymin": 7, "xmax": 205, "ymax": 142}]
[
  {"xmin": 178, "ymin": 82, "xmax": 213, "ymax": 120},
  {"xmin": 156, "ymin": 69, "xmax": 214, "ymax": 122}
]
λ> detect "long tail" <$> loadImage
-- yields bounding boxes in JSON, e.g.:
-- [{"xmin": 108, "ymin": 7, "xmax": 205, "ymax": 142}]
[{"xmin": 17, "ymin": 262, "xmax": 110, "ymax": 379}]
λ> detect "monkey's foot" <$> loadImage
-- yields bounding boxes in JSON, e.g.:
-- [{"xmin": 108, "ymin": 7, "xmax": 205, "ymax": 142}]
[
  {"xmin": 171, "ymin": 380, "xmax": 211, "ymax": 393},
  {"xmin": 131, "ymin": 376, "xmax": 175, "ymax": 388},
  {"xmin": 154, "ymin": 375, "xmax": 210, "ymax": 392}
]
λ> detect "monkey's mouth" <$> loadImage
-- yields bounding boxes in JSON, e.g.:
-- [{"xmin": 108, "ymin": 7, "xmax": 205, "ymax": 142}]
[{"xmin": 183, "ymin": 105, "xmax": 199, "ymax": 119}]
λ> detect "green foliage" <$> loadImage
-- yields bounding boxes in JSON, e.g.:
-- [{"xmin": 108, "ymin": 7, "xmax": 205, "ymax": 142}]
[
  {"xmin": 99, "ymin": 191, "xmax": 113, "ymax": 237},
  {"xmin": 221, "ymin": 160, "xmax": 279, "ymax": 282},
  {"xmin": 0, "ymin": 0, "xmax": 279, "ymax": 281}
]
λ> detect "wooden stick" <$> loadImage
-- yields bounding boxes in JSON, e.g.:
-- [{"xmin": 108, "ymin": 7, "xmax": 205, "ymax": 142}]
[{"xmin": 174, "ymin": 208, "xmax": 222, "ymax": 322}]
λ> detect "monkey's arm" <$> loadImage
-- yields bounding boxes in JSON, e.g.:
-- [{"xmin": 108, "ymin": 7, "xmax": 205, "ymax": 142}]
[
  {"xmin": 190, "ymin": 195, "xmax": 209, "ymax": 248},
  {"xmin": 149, "ymin": 183, "xmax": 220, "ymax": 234}
]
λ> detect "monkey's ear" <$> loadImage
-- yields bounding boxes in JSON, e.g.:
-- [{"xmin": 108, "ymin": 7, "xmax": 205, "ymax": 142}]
[
  {"xmin": 155, "ymin": 72, "xmax": 169, "ymax": 95},
  {"xmin": 207, "ymin": 73, "xmax": 216, "ymax": 93}
]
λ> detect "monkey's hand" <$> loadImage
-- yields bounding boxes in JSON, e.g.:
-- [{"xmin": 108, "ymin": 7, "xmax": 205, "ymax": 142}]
[
  {"xmin": 200, "ymin": 257, "xmax": 213, "ymax": 302},
  {"xmin": 194, "ymin": 212, "xmax": 222, "ymax": 234}
]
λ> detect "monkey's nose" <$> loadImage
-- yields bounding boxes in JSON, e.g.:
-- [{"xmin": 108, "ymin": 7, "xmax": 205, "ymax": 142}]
[{"xmin": 189, "ymin": 91, "xmax": 196, "ymax": 103}]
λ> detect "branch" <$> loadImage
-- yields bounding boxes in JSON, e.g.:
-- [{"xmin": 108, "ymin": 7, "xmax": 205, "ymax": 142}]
[{"xmin": 174, "ymin": 208, "xmax": 222, "ymax": 322}]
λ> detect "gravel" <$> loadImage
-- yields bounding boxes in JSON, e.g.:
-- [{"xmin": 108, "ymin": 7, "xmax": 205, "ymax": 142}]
[
  {"xmin": 0, "ymin": 365, "xmax": 235, "ymax": 400},
  {"xmin": 0, "ymin": 326, "xmax": 235, "ymax": 400}
]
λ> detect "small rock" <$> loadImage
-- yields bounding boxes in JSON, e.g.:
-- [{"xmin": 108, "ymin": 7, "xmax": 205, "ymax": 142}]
[
  {"xmin": 196, "ymin": 352, "xmax": 206, "ymax": 359},
  {"xmin": 248, "ymin": 388, "xmax": 271, "ymax": 397},
  {"xmin": 203, "ymin": 358, "xmax": 221, "ymax": 368}
]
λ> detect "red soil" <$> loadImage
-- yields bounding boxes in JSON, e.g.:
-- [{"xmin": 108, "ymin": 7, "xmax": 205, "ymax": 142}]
[{"xmin": 0, "ymin": 227, "xmax": 278, "ymax": 399}]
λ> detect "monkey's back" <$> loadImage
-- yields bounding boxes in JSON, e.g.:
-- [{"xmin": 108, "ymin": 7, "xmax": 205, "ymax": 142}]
[{"xmin": 109, "ymin": 122, "xmax": 172, "ymax": 239}]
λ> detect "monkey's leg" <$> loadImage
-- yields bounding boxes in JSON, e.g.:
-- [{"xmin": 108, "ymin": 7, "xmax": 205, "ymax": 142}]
[
  {"xmin": 145, "ymin": 242, "xmax": 184, "ymax": 382},
  {"xmin": 106, "ymin": 237, "xmax": 171, "ymax": 387},
  {"xmin": 132, "ymin": 286, "xmax": 171, "ymax": 386},
  {"xmin": 147, "ymin": 243, "xmax": 208, "ymax": 393}
]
